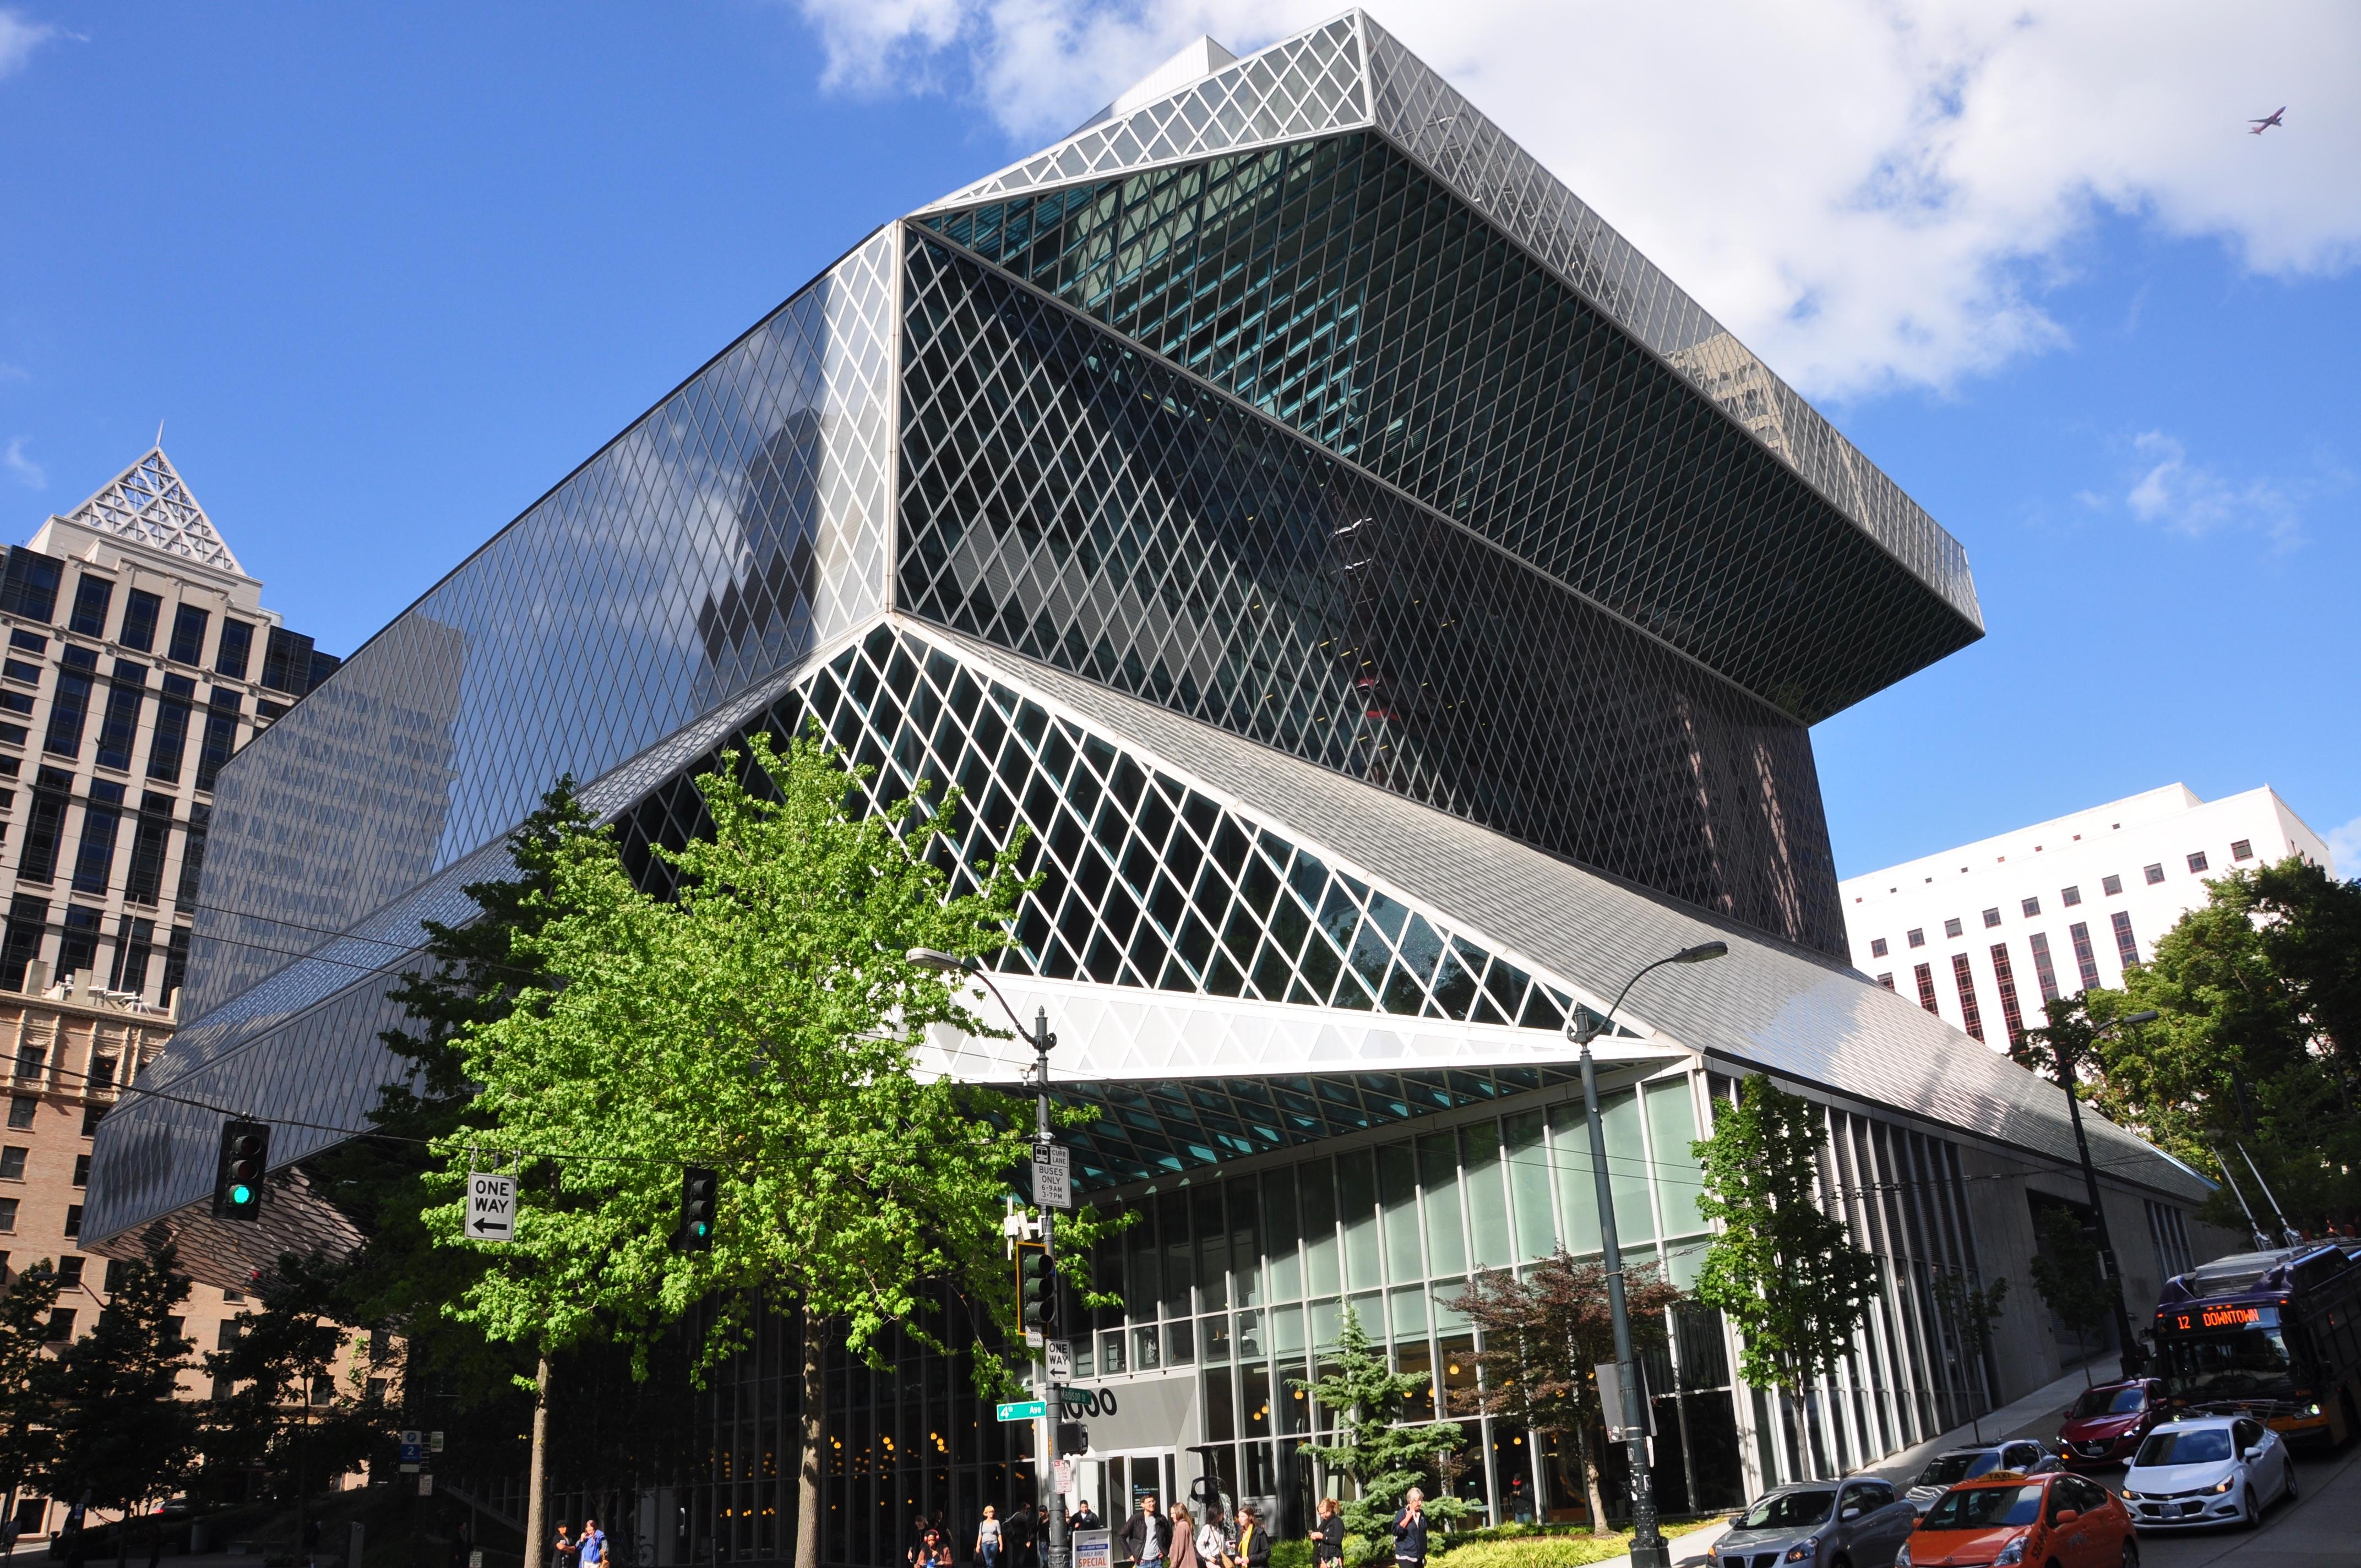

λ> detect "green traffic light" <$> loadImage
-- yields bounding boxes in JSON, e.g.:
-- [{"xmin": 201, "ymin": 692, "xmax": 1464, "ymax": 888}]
[{"xmin": 230, "ymin": 1184, "xmax": 253, "ymax": 1205}]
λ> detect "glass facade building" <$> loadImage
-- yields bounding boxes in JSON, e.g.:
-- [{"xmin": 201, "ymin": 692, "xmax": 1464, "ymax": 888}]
[{"xmin": 87, "ymin": 13, "xmax": 2217, "ymax": 1564}]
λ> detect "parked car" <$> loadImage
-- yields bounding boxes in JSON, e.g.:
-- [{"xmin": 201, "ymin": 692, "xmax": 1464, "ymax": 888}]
[
  {"xmin": 2058, "ymin": 1378, "xmax": 2168, "ymax": 1468},
  {"xmin": 1898, "ymin": 1470, "xmax": 2130, "ymax": 1568},
  {"xmin": 1902, "ymin": 1440, "xmax": 2058, "ymax": 1515},
  {"xmin": 1707, "ymin": 1476, "xmax": 1918, "ymax": 1568},
  {"xmin": 2120, "ymin": 1415, "xmax": 2296, "ymax": 1531}
]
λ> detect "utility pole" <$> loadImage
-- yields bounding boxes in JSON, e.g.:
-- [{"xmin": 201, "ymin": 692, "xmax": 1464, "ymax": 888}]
[
  {"xmin": 2053, "ymin": 1009, "xmax": 2156, "ymax": 1376},
  {"xmin": 1032, "ymin": 1007, "xmax": 1069, "ymax": 1568}
]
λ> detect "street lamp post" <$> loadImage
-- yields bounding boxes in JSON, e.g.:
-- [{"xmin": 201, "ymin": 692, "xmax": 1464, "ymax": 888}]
[
  {"xmin": 1566, "ymin": 940, "xmax": 1726, "ymax": 1568},
  {"xmin": 910, "ymin": 950, "xmax": 1069, "ymax": 1568},
  {"xmin": 2053, "ymin": 1009, "xmax": 2158, "ymax": 1377}
]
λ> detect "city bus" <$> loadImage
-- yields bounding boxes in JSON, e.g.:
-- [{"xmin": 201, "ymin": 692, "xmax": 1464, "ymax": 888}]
[{"xmin": 2152, "ymin": 1243, "xmax": 2361, "ymax": 1447}]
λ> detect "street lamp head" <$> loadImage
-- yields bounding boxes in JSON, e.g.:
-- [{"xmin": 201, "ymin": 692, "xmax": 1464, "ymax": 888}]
[
  {"xmin": 906, "ymin": 948, "xmax": 976, "ymax": 974},
  {"xmin": 1672, "ymin": 941, "xmax": 1728, "ymax": 965},
  {"xmin": 2120, "ymin": 1009, "xmax": 2161, "ymax": 1026}
]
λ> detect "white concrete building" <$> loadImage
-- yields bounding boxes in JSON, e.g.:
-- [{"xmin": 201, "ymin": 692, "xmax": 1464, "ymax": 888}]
[{"xmin": 1841, "ymin": 785, "xmax": 2334, "ymax": 1048}]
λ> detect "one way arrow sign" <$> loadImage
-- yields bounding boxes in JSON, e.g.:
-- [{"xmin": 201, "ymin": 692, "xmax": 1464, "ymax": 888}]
[{"xmin": 467, "ymin": 1171, "xmax": 518, "ymax": 1244}]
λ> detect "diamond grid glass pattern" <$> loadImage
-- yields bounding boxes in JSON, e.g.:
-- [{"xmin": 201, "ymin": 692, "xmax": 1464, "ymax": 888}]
[
  {"xmin": 895, "ymin": 234, "xmax": 1843, "ymax": 953},
  {"xmin": 923, "ymin": 135, "xmax": 1972, "ymax": 722},
  {"xmin": 928, "ymin": 17, "xmax": 1367, "ymax": 209},
  {"xmin": 185, "ymin": 228, "xmax": 900, "ymax": 1021}
]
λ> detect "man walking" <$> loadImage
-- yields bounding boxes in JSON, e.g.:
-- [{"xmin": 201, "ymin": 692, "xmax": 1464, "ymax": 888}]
[
  {"xmin": 1119, "ymin": 1496, "xmax": 1170, "ymax": 1568},
  {"xmin": 1390, "ymin": 1491, "xmax": 1427, "ymax": 1568}
]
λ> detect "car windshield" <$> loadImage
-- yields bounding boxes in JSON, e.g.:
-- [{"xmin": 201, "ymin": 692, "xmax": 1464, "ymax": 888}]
[
  {"xmin": 2071, "ymin": 1386, "xmax": 2147, "ymax": 1418},
  {"xmin": 1917, "ymin": 1452, "xmax": 2000, "ymax": 1488},
  {"xmin": 2161, "ymin": 1331, "xmax": 2295, "ymax": 1399},
  {"xmin": 1922, "ymin": 1485, "xmax": 2043, "ymax": 1532},
  {"xmin": 2135, "ymin": 1429, "xmax": 2233, "ymax": 1467},
  {"xmin": 1741, "ymin": 1491, "xmax": 1835, "ymax": 1530}
]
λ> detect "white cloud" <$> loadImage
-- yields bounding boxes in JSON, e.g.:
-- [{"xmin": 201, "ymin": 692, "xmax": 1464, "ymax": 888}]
[
  {"xmin": 0, "ymin": 8, "xmax": 61, "ymax": 79},
  {"xmin": 2328, "ymin": 815, "xmax": 2361, "ymax": 880},
  {"xmin": 2122, "ymin": 431, "xmax": 2302, "ymax": 543},
  {"xmin": 3, "ymin": 437, "xmax": 43, "ymax": 491},
  {"xmin": 786, "ymin": 0, "xmax": 2361, "ymax": 398}
]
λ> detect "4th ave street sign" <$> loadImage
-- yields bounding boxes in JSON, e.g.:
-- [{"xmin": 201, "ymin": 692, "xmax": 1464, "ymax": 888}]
[
  {"xmin": 995, "ymin": 1400, "xmax": 1047, "ymax": 1422},
  {"xmin": 467, "ymin": 1172, "xmax": 518, "ymax": 1243}
]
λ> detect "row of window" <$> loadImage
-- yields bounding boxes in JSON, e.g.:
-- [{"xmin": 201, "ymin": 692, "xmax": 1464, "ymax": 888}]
[
  {"xmin": 1862, "ymin": 843, "xmax": 2246, "ymax": 961},
  {"xmin": 0, "ymin": 547, "xmax": 330, "ymax": 696},
  {"xmin": 1878, "ymin": 914, "xmax": 2141, "ymax": 1041},
  {"xmin": 2, "ymin": 628, "xmax": 251, "ymax": 790}
]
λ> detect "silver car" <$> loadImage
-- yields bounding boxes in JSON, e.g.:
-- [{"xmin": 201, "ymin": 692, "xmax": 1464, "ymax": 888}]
[
  {"xmin": 1902, "ymin": 1439, "xmax": 2059, "ymax": 1515},
  {"xmin": 1708, "ymin": 1477, "xmax": 1918, "ymax": 1568}
]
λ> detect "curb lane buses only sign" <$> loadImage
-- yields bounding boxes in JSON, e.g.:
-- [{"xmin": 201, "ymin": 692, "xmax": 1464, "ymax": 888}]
[{"xmin": 467, "ymin": 1172, "xmax": 518, "ymax": 1243}]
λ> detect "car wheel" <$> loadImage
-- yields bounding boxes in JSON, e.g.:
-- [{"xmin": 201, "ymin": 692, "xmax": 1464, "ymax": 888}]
[
  {"xmin": 2281, "ymin": 1462, "xmax": 2297, "ymax": 1504},
  {"xmin": 2120, "ymin": 1539, "xmax": 2139, "ymax": 1568},
  {"xmin": 2237, "ymin": 1486, "xmax": 2257, "ymax": 1531}
]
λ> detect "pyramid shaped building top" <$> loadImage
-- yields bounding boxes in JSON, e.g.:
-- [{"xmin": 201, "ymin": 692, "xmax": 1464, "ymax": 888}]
[
  {"xmin": 917, "ymin": 8, "xmax": 1979, "ymax": 634},
  {"xmin": 53, "ymin": 447, "xmax": 250, "ymax": 580}
]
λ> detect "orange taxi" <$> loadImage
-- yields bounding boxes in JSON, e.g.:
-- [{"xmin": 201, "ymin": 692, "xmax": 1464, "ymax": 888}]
[{"xmin": 1898, "ymin": 1469, "xmax": 2135, "ymax": 1568}]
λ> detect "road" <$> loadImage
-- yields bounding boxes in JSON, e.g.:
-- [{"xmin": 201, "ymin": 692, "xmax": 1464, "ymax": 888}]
[{"xmin": 2108, "ymin": 1440, "xmax": 2361, "ymax": 1568}]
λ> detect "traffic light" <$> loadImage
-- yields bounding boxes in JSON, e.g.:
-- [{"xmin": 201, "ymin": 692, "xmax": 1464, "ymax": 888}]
[
  {"xmin": 213, "ymin": 1119, "xmax": 269, "ymax": 1221},
  {"xmin": 676, "ymin": 1167, "xmax": 717, "ymax": 1251},
  {"xmin": 1056, "ymin": 1421, "xmax": 1089, "ymax": 1455},
  {"xmin": 1016, "ymin": 1238, "xmax": 1056, "ymax": 1334}
]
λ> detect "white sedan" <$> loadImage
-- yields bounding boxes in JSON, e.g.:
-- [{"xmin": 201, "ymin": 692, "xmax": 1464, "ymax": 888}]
[{"xmin": 2120, "ymin": 1415, "xmax": 2295, "ymax": 1530}]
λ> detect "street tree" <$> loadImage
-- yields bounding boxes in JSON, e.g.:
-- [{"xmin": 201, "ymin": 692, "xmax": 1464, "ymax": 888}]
[
  {"xmin": 2027, "ymin": 1207, "xmax": 2113, "ymax": 1384},
  {"xmin": 40, "ymin": 1240, "xmax": 198, "ymax": 1568},
  {"xmin": 1691, "ymin": 1075, "xmax": 1881, "ymax": 1476},
  {"xmin": 1293, "ymin": 1305, "xmax": 1470, "ymax": 1535},
  {"xmin": 199, "ymin": 1251, "xmax": 377, "ymax": 1523},
  {"xmin": 429, "ymin": 728, "xmax": 1098, "ymax": 1568},
  {"xmin": 1448, "ymin": 1250, "xmax": 1683, "ymax": 1536},
  {"xmin": 1928, "ymin": 1273, "xmax": 2009, "ymax": 1441},
  {"xmin": 0, "ymin": 1261, "xmax": 65, "ymax": 1551}
]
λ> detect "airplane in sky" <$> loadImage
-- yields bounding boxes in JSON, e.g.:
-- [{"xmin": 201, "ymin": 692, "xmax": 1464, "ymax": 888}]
[{"xmin": 2249, "ymin": 107, "xmax": 2287, "ymax": 134}]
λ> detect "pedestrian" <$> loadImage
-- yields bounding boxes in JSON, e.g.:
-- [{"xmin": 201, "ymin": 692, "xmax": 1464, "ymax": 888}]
[
  {"xmin": 1390, "ymin": 1490, "xmax": 1428, "ymax": 1568},
  {"xmin": 917, "ymin": 1525, "xmax": 951, "ymax": 1568},
  {"xmin": 1119, "ymin": 1495, "xmax": 1169, "ymax": 1568},
  {"xmin": 909, "ymin": 1516, "xmax": 937, "ymax": 1568},
  {"xmin": 1165, "ymin": 1507, "xmax": 1200, "ymax": 1568},
  {"xmin": 1311, "ymin": 1499, "xmax": 1344, "ymax": 1568},
  {"xmin": 553, "ymin": 1526, "xmax": 577, "ymax": 1568},
  {"xmin": 1190, "ymin": 1504, "xmax": 1227, "ymax": 1568},
  {"xmin": 580, "ymin": 1518, "xmax": 606, "ymax": 1568},
  {"xmin": 1069, "ymin": 1500, "xmax": 1103, "ymax": 1533},
  {"xmin": 976, "ymin": 1506, "xmax": 1003, "ymax": 1568},
  {"xmin": 1005, "ymin": 1502, "xmax": 1037, "ymax": 1568},
  {"xmin": 1232, "ymin": 1507, "xmax": 1267, "ymax": 1568}
]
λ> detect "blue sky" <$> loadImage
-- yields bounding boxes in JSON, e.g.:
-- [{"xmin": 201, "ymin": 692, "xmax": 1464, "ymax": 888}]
[{"xmin": 1, "ymin": 3, "xmax": 2354, "ymax": 880}]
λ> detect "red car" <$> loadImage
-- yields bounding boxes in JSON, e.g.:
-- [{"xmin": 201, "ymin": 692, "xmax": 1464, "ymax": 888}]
[
  {"xmin": 2057, "ymin": 1378, "xmax": 2167, "ymax": 1468},
  {"xmin": 1900, "ymin": 1471, "xmax": 2134, "ymax": 1568}
]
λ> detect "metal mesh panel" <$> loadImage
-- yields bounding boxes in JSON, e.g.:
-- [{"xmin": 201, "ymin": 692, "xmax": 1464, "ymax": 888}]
[{"xmin": 896, "ymin": 233, "xmax": 1844, "ymax": 954}]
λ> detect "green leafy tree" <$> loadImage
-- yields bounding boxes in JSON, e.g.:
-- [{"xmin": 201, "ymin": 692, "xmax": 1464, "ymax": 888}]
[
  {"xmin": 1928, "ymin": 1273, "xmax": 2008, "ymax": 1441},
  {"xmin": 2027, "ymin": 1207, "xmax": 2113, "ymax": 1382},
  {"xmin": 198, "ymin": 1252, "xmax": 378, "ymax": 1522},
  {"xmin": 1293, "ymin": 1305, "xmax": 1469, "ymax": 1536},
  {"xmin": 40, "ymin": 1240, "xmax": 197, "ymax": 1568},
  {"xmin": 1448, "ymin": 1251, "xmax": 1683, "ymax": 1536},
  {"xmin": 428, "ymin": 729, "xmax": 1102, "ymax": 1568},
  {"xmin": 0, "ymin": 1261, "xmax": 66, "ymax": 1548},
  {"xmin": 1691, "ymin": 1076, "xmax": 1881, "ymax": 1475}
]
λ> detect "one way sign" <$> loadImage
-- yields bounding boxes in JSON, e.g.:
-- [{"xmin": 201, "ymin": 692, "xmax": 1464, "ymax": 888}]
[{"xmin": 467, "ymin": 1171, "xmax": 518, "ymax": 1243}]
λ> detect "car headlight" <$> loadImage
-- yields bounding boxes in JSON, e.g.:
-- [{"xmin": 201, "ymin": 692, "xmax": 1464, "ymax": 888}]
[
  {"xmin": 1993, "ymin": 1538, "xmax": 2026, "ymax": 1566},
  {"xmin": 2211, "ymin": 1478, "xmax": 2235, "ymax": 1495},
  {"xmin": 1895, "ymin": 1547, "xmax": 1911, "ymax": 1568},
  {"xmin": 1783, "ymin": 1542, "xmax": 1818, "ymax": 1563},
  {"xmin": 2300, "ymin": 1403, "xmax": 2321, "ymax": 1418}
]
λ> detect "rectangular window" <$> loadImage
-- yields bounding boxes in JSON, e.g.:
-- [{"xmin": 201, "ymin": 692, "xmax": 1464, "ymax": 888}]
[
  {"xmin": 70, "ymin": 1153, "xmax": 87, "ymax": 1188},
  {"xmin": 6, "ymin": 1099, "xmax": 31, "ymax": 1130},
  {"xmin": 167, "ymin": 605, "xmax": 210, "ymax": 666},
  {"xmin": 56, "ymin": 907, "xmax": 100, "ymax": 984},
  {"xmin": 176, "ymin": 804, "xmax": 208, "ymax": 906},
  {"xmin": 1982, "ymin": 907, "xmax": 2001, "ymax": 928},
  {"xmin": 67, "ymin": 576, "xmax": 112, "ymax": 639},
  {"xmin": 1913, "ymin": 962, "xmax": 1939, "ymax": 1015},
  {"xmin": 61, "ymin": 1204, "xmax": 78, "ymax": 1238},
  {"xmin": 2231, "ymin": 839, "xmax": 2254, "ymax": 861},
  {"xmin": 2028, "ymin": 932, "xmax": 2061, "ymax": 1002},
  {"xmin": 2112, "ymin": 910, "xmax": 2140, "ymax": 970},
  {"xmin": 2187, "ymin": 851, "xmax": 2208, "ymax": 873},
  {"xmin": 1950, "ymin": 953, "xmax": 1984, "ymax": 1041},
  {"xmin": 2102, "ymin": 874, "xmax": 2123, "ymax": 896},
  {"xmin": 214, "ymin": 618, "xmax": 254, "ymax": 680},
  {"xmin": 1869, "ymin": 937, "xmax": 1888, "ymax": 958},
  {"xmin": 117, "ymin": 590, "xmax": 161, "ymax": 652},
  {"xmin": 1, "ymin": 660, "xmax": 35, "ymax": 685},
  {"xmin": 148, "ymin": 693, "xmax": 190, "ymax": 782},
  {"xmin": 1876, "ymin": 972, "xmax": 1894, "ymax": 990},
  {"xmin": 260, "ymin": 627, "xmax": 319, "ymax": 695},
  {"xmin": 1, "ymin": 895, "xmax": 45, "ymax": 988},
  {"xmin": 2062, "ymin": 885, "xmax": 2082, "ymax": 907},
  {"xmin": 194, "ymin": 696, "xmax": 240, "ymax": 790},
  {"xmin": 0, "ymin": 1196, "xmax": 14, "ymax": 1232},
  {"xmin": 80, "ymin": 1104, "xmax": 102, "ymax": 1137},
  {"xmin": 2021, "ymin": 896, "xmax": 2041, "ymax": 917},
  {"xmin": 162, "ymin": 926, "xmax": 191, "ymax": 998},
  {"xmin": 1989, "ymin": 943, "xmax": 2025, "ymax": 1045},
  {"xmin": 7, "ymin": 631, "xmax": 41, "ymax": 655},
  {"xmin": 109, "ymin": 916, "xmax": 155, "ymax": 997},
  {"xmin": 0, "ymin": 1147, "xmax": 22, "ymax": 1180},
  {"xmin": 2069, "ymin": 922, "xmax": 2102, "ymax": 991},
  {"xmin": 70, "ymin": 793, "xmax": 122, "ymax": 895},
  {"xmin": 1907, "ymin": 928, "xmax": 1925, "ymax": 948},
  {"xmin": 44, "ymin": 663, "xmax": 94, "ymax": 758},
  {"xmin": 124, "ymin": 801, "xmax": 171, "ymax": 906},
  {"xmin": 0, "ymin": 551, "xmax": 62, "ymax": 623},
  {"xmin": 2143, "ymin": 863, "xmax": 2165, "ymax": 885},
  {"xmin": 12, "ymin": 1043, "xmax": 41, "ymax": 1079},
  {"xmin": 93, "ymin": 678, "xmax": 142, "ymax": 772},
  {"xmin": 18, "ymin": 772, "xmax": 70, "ymax": 885},
  {"xmin": 1942, "ymin": 917, "xmax": 1963, "ymax": 939}
]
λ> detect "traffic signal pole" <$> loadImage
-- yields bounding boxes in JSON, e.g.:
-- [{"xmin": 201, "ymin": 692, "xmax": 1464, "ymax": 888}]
[{"xmin": 1032, "ymin": 1008, "xmax": 1069, "ymax": 1568}]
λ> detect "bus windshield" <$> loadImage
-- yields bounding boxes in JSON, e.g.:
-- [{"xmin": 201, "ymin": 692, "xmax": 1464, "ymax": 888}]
[{"xmin": 2162, "ymin": 1330, "xmax": 2295, "ymax": 1398}]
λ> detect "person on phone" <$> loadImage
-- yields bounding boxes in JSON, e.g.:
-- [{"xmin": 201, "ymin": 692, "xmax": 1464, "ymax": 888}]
[{"xmin": 1390, "ymin": 1490, "xmax": 1427, "ymax": 1568}]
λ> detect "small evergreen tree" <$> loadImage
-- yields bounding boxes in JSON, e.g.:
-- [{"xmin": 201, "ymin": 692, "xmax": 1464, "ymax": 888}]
[
  {"xmin": 2027, "ymin": 1207, "xmax": 2113, "ymax": 1383},
  {"xmin": 1293, "ymin": 1306, "xmax": 1469, "ymax": 1536},
  {"xmin": 1448, "ymin": 1251, "xmax": 1683, "ymax": 1536},
  {"xmin": 40, "ymin": 1240, "xmax": 197, "ymax": 1568},
  {"xmin": 0, "ymin": 1261, "xmax": 65, "ymax": 1543},
  {"xmin": 1691, "ymin": 1076, "xmax": 1881, "ymax": 1476}
]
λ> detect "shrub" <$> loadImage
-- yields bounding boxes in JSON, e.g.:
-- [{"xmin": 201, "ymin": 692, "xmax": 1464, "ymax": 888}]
[{"xmin": 1429, "ymin": 1536, "xmax": 1638, "ymax": 1568}]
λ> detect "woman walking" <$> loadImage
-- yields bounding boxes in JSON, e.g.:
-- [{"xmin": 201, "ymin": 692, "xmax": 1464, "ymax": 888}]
[
  {"xmin": 977, "ymin": 1506, "xmax": 1004, "ymax": 1568},
  {"xmin": 1166, "ymin": 1507, "xmax": 1201, "ymax": 1568},
  {"xmin": 1311, "ymin": 1499, "xmax": 1344, "ymax": 1568}
]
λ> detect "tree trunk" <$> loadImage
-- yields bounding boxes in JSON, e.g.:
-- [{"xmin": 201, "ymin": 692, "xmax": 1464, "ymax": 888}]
[
  {"xmin": 525, "ymin": 1354, "xmax": 553, "ymax": 1568},
  {"xmin": 1577, "ymin": 1424, "xmax": 1611, "ymax": 1538},
  {"xmin": 795, "ymin": 1306, "xmax": 825, "ymax": 1568}
]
